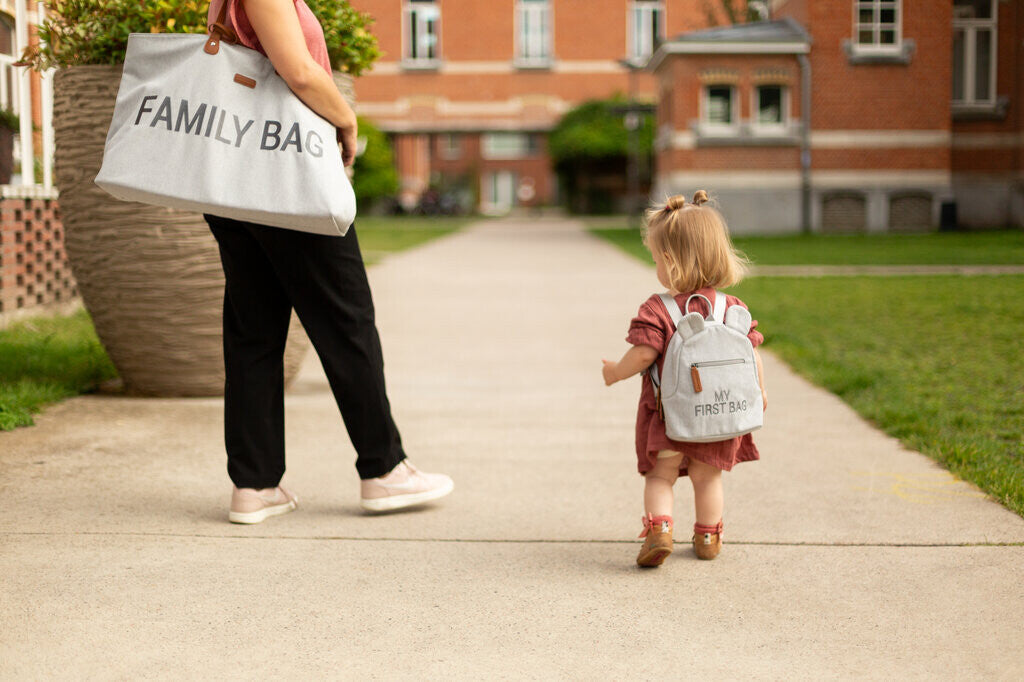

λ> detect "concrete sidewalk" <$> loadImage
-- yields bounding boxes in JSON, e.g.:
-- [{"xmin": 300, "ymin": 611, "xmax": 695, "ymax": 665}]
[{"xmin": 2, "ymin": 218, "xmax": 1023, "ymax": 679}]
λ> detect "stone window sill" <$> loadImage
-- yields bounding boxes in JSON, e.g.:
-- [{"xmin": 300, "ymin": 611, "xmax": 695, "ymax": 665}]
[
  {"xmin": 952, "ymin": 97, "xmax": 1009, "ymax": 121},
  {"xmin": 843, "ymin": 39, "xmax": 915, "ymax": 65},
  {"xmin": 514, "ymin": 59, "xmax": 554, "ymax": 71},
  {"xmin": 692, "ymin": 122, "xmax": 801, "ymax": 147},
  {"xmin": 402, "ymin": 59, "xmax": 442, "ymax": 72}
]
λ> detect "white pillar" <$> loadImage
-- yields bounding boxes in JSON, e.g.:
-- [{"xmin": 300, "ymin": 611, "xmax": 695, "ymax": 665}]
[{"xmin": 14, "ymin": 0, "xmax": 34, "ymax": 186}]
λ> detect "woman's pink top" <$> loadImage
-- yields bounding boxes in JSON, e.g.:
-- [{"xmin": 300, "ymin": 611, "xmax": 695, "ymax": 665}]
[
  {"xmin": 626, "ymin": 287, "xmax": 764, "ymax": 477},
  {"xmin": 208, "ymin": 0, "xmax": 331, "ymax": 74}
]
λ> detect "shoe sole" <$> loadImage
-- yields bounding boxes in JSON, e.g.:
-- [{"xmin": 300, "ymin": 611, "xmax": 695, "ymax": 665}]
[
  {"xmin": 360, "ymin": 479, "xmax": 454, "ymax": 512},
  {"xmin": 229, "ymin": 497, "xmax": 298, "ymax": 524},
  {"xmin": 637, "ymin": 547, "xmax": 673, "ymax": 567}
]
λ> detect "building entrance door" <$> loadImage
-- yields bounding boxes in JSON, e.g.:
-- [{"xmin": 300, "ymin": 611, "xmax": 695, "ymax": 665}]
[{"xmin": 482, "ymin": 170, "xmax": 517, "ymax": 215}]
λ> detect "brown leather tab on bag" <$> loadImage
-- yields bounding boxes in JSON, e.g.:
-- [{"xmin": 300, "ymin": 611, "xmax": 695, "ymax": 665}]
[
  {"xmin": 690, "ymin": 365, "xmax": 703, "ymax": 393},
  {"xmin": 203, "ymin": 34, "xmax": 222, "ymax": 55},
  {"xmin": 234, "ymin": 73, "xmax": 257, "ymax": 88}
]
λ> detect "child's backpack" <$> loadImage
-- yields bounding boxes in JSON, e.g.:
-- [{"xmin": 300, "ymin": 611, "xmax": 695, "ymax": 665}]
[{"xmin": 649, "ymin": 292, "xmax": 763, "ymax": 443}]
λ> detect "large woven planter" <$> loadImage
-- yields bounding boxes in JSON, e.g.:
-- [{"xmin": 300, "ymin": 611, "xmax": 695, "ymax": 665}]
[{"xmin": 53, "ymin": 65, "xmax": 312, "ymax": 396}]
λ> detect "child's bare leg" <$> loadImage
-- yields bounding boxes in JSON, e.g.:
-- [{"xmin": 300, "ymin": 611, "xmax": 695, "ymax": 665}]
[
  {"xmin": 687, "ymin": 458, "xmax": 724, "ymax": 526},
  {"xmin": 644, "ymin": 453, "xmax": 683, "ymax": 517}
]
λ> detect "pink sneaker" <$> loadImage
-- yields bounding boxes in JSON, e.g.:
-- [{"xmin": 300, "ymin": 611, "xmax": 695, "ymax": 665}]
[
  {"xmin": 360, "ymin": 460, "xmax": 454, "ymax": 512},
  {"xmin": 229, "ymin": 486, "xmax": 298, "ymax": 524}
]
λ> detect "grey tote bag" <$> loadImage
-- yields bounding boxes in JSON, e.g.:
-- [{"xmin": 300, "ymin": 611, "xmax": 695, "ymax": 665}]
[{"xmin": 96, "ymin": 21, "xmax": 355, "ymax": 236}]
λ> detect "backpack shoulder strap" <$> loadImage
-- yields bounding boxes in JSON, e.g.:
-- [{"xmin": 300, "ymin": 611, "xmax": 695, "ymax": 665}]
[
  {"xmin": 656, "ymin": 293, "xmax": 684, "ymax": 328},
  {"xmin": 713, "ymin": 290, "xmax": 728, "ymax": 323}
]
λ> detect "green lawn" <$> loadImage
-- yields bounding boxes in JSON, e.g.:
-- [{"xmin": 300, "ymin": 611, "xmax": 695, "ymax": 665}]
[
  {"xmin": 1, "ymin": 216, "xmax": 473, "ymax": 431},
  {"xmin": 590, "ymin": 226, "xmax": 1024, "ymax": 266},
  {"xmin": 0, "ymin": 309, "xmax": 117, "ymax": 430},
  {"xmin": 355, "ymin": 215, "xmax": 475, "ymax": 265},
  {"xmin": 592, "ymin": 226, "xmax": 1024, "ymax": 516},
  {"xmin": 732, "ymin": 276, "xmax": 1024, "ymax": 517}
]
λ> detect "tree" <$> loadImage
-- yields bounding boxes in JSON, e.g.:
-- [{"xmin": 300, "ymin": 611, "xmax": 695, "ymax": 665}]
[
  {"xmin": 548, "ymin": 97, "xmax": 655, "ymax": 214},
  {"xmin": 352, "ymin": 117, "xmax": 398, "ymax": 209},
  {"xmin": 21, "ymin": 0, "xmax": 380, "ymax": 76},
  {"xmin": 702, "ymin": 0, "xmax": 767, "ymax": 27}
]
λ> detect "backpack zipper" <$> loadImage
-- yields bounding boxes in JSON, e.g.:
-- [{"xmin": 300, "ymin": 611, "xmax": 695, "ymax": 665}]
[{"xmin": 690, "ymin": 358, "xmax": 746, "ymax": 393}]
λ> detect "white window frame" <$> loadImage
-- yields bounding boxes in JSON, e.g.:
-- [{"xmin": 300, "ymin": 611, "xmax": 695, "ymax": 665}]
[
  {"xmin": 481, "ymin": 132, "xmax": 536, "ymax": 160},
  {"xmin": 0, "ymin": 14, "xmax": 17, "ymax": 113},
  {"xmin": 751, "ymin": 84, "xmax": 789, "ymax": 135},
  {"xmin": 627, "ymin": 1, "xmax": 664, "ymax": 65},
  {"xmin": 515, "ymin": 0, "xmax": 552, "ymax": 67},
  {"xmin": 403, "ymin": 1, "xmax": 441, "ymax": 67},
  {"xmin": 952, "ymin": 0, "xmax": 997, "ymax": 108},
  {"xmin": 852, "ymin": 0, "xmax": 902, "ymax": 55},
  {"xmin": 701, "ymin": 84, "xmax": 738, "ymax": 136}
]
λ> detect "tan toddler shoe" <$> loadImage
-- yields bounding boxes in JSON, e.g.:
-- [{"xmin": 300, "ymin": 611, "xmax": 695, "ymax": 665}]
[
  {"xmin": 636, "ymin": 514, "xmax": 674, "ymax": 567},
  {"xmin": 693, "ymin": 521, "xmax": 723, "ymax": 560}
]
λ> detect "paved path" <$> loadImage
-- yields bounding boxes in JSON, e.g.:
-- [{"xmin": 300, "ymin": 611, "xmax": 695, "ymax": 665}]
[{"xmin": 2, "ymin": 218, "xmax": 1023, "ymax": 679}]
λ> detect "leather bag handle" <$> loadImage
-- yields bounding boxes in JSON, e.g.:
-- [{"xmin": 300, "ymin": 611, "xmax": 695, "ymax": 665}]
[{"xmin": 204, "ymin": 0, "xmax": 239, "ymax": 55}]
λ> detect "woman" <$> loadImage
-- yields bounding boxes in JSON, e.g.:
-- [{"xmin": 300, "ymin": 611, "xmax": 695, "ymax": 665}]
[{"xmin": 205, "ymin": 0, "xmax": 453, "ymax": 523}]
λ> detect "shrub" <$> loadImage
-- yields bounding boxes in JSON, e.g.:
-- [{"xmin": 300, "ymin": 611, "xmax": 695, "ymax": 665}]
[
  {"xmin": 0, "ymin": 108, "xmax": 19, "ymax": 131},
  {"xmin": 20, "ymin": 0, "xmax": 380, "ymax": 76},
  {"xmin": 548, "ymin": 97, "xmax": 654, "ymax": 166}
]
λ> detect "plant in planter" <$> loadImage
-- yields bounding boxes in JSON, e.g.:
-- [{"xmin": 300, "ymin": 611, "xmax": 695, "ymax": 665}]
[
  {"xmin": 0, "ymin": 108, "xmax": 18, "ymax": 185},
  {"xmin": 21, "ymin": 0, "xmax": 380, "ymax": 396}
]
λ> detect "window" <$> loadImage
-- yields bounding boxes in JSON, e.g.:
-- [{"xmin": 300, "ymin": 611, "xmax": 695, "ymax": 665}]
[
  {"xmin": 516, "ymin": 0, "xmax": 552, "ymax": 65},
  {"xmin": 482, "ymin": 132, "xmax": 539, "ymax": 160},
  {"xmin": 754, "ymin": 85, "xmax": 787, "ymax": 130},
  {"xmin": 953, "ymin": 0, "xmax": 996, "ymax": 106},
  {"xmin": 440, "ymin": 133, "xmax": 462, "ymax": 160},
  {"xmin": 822, "ymin": 192, "xmax": 868, "ymax": 233},
  {"xmin": 854, "ymin": 0, "xmax": 901, "ymax": 51},
  {"xmin": 889, "ymin": 192, "xmax": 932, "ymax": 232},
  {"xmin": 404, "ymin": 1, "xmax": 440, "ymax": 64},
  {"xmin": 628, "ymin": 1, "xmax": 664, "ymax": 63},
  {"xmin": 702, "ymin": 85, "xmax": 736, "ymax": 132},
  {"xmin": 0, "ymin": 15, "xmax": 17, "ymax": 113}
]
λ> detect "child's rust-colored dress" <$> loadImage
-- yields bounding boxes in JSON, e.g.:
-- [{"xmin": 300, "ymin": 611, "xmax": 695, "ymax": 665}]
[{"xmin": 627, "ymin": 287, "xmax": 764, "ymax": 477}]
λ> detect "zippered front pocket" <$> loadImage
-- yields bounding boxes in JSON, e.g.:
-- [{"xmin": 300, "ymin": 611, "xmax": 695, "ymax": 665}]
[{"xmin": 690, "ymin": 358, "xmax": 746, "ymax": 393}]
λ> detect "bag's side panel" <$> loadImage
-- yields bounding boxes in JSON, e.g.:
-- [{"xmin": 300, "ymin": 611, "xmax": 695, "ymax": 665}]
[{"xmin": 95, "ymin": 34, "xmax": 356, "ymax": 236}]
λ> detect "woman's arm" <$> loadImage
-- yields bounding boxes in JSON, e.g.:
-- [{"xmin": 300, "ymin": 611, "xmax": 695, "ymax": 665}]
[
  {"xmin": 602, "ymin": 345, "xmax": 659, "ymax": 386},
  {"xmin": 241, "ymin": 0, "xmax": 358, "ymax": 165}
]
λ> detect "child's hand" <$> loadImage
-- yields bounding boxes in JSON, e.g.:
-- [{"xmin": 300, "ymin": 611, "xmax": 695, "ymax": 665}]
[
  {"xmin": 601, "ymin": 359, "xmax": 619, "ymax": 386},
  {"xmin": 761, "ymin": 389, "xmax": 768, "ymax": 411}
]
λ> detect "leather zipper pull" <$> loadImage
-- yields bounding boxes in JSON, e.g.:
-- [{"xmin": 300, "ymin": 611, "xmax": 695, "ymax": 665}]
[{"xmin": 691, "ymin": 365, "xmax": 703, "ymax": 393}]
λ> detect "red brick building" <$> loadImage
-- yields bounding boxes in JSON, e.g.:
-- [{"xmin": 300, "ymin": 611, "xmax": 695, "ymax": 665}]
[
  {"xmin": 649, "ymin": 0, "xmax": 1023, "ymax": 232},
  {"xmin": 0, "ymin": 0, "xmax": 70, "ymax": 324},
  {"xmin": 349, "ymin": 0, "xmax": 721, "ymax": 213}
]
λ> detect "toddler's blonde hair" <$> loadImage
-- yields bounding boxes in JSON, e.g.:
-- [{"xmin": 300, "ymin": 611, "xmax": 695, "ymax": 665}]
[{"xmin": 642, "ymin": 190, "xmax": 749, "ymax": 293}]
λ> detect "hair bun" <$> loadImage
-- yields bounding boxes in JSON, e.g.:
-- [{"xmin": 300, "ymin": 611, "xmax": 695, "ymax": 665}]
[
  {"xmin": 664, "ymin": 195, "xmax": 687, "ymax": 211},
  {"xmin": 692, "ymin": 190, "xmax": 709, "ymax": 206}
]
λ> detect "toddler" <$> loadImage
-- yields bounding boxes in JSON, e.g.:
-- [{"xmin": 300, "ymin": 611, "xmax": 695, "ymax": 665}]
[{"xmin": 602, "ymin": 191, "xmax": 767, "ymax": 566}]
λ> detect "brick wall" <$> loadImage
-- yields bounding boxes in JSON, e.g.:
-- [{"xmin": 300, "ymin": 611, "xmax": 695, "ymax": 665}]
[
  {"xmin": 350, "ymin": 0, "xmax": 719, "ymax": 211},
  {"xmin": 0, "ymin": 195, "xmax": 77, "ymax": 320}
]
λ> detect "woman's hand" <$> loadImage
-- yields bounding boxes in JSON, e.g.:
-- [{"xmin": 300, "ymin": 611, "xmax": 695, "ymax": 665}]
[
  {"xmin": 244, "ymin": 0, "xmax": 357, "ymax": 162},
  {"xmin": 335, "ymin": 109, "xmax": 358, "ymax": 167}
]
